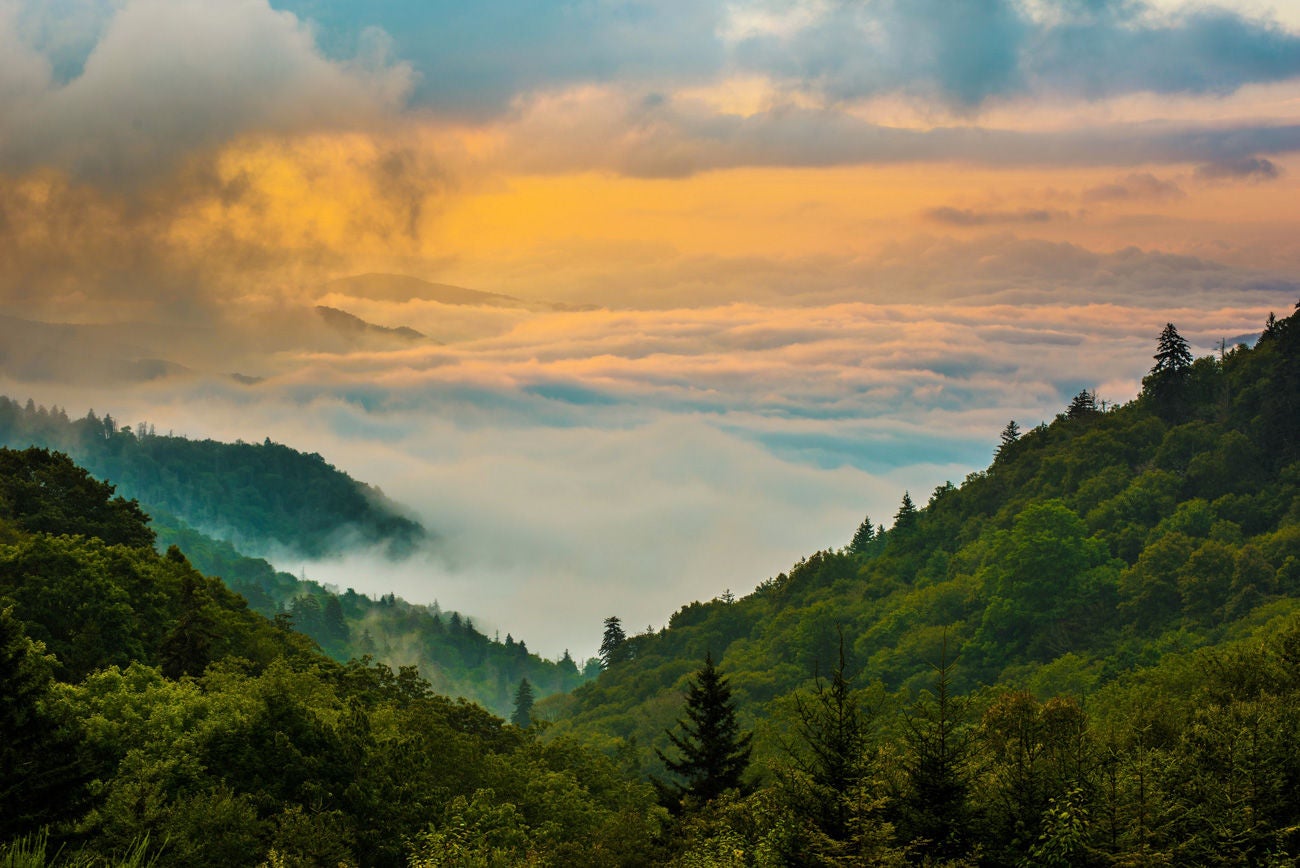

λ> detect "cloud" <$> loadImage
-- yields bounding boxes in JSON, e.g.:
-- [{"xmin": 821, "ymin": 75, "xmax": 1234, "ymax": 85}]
[
  {"xmin": 1082, "ymin": 172, "xmax": 1185, "ymax": 202},
  {"xmin": 492, "ymin": 87, "xmax": 1300, "ymax": 177},
  {"xmin": 1195, "ymin": 155, "xmax": 1283, "ymax": 181},
  {"xmin": 0, "ymin": 0, "xmax": 413, "ymax": 180},
  {"xmin": 736, "ymin": 0, "xmax": 1300, "ymax": 109},
  {"xmin": 924, "ymin": 206, "xmax": 1060, "ymax": 227},
  {"xmin": 6, "ymin": 276, "xmax": 1286, "ymax": 655},
  {"xmin": 269, "ymin": 0, "xmax": 727, "ymax": 117}
]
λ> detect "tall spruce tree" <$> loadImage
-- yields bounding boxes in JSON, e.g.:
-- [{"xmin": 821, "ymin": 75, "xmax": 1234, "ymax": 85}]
[
  {"xmin": 1152, "ymin": 322, "xmax": 1193, "ymax": 375},
  {"xmin": 897, "ymin": 636, "xmax": 974, "ymax": 862},
  {"xmin": 599, "ymin": 616, "xmax": 630, "ymax": 668},
  {"xmin": 655, "ymin": 652, "xmax": 753, "ymax": 808},
  {"xmin": 1145, "ymin": 322, "xmax": 1195, "ymax": 418},
  {"xmin": 511, "ymin": 678, "xmax": 534, "ymax": 728}
]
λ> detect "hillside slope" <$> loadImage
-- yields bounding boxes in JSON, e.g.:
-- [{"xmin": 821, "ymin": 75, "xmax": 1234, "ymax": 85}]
[
  {"xmin": 0, "ymin": 403, "xmax": 426, "ymax": 560},
  {"xmin": 553, "ymin": 302, "xmax": 1300, "ymax": 767}
]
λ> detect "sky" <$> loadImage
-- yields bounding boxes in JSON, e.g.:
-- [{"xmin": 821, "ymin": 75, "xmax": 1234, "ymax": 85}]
[{"xmin": 1, "ymin": 0, "xmax": 1299, "ymax": 659}]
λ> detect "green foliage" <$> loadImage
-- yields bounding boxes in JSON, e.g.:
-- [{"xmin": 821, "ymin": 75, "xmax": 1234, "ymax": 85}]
[
  {"xmin": 656, "ymin": 653, "xmax": 754, "ymax": 809},
  {"xmin": 0, "ymin": 404, "xmax": 423, "ymax": 558}
]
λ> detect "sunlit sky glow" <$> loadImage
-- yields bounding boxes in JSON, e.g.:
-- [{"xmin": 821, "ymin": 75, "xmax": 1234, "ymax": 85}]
[{"xmin": 2, "ymin": 0, "xmax": 1299, "ymax": 657}]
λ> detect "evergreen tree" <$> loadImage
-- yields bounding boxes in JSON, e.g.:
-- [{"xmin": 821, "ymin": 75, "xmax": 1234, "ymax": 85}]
[
  {"xmin": 1151, "ymin": 322, "xmax": 1193, "ymax": 375},
  {"xmin": 1145, "ymin": 322, "xmax": 1195, "ymax": 417},
  {"xmin": 893, "ymin": 492, "xmax": 918, "ymax": 533},
  {"xmin": 599, "ymin": 616, "xmax": 631, "ymax": 668},
  {"xmin": 782, "ymin": 632, "xmax": 873, "ymax": 853},
  {"xmin": 849, "ymin": 515, "xmax": 876, "ymax": 554},
  {"xmin": 511, "ymin": 678, "xmax": 534, "ymax": 728},
  {"xmin": 997, "ymin": 419, "xmax": 1021, "ymax": 457},
  {"xmin": 1066, "ymin": 389, "xmax": 1098, "ymax": 419},
  {"xmin": 896, "ymin": 636, "xmax": 974, "ymax": 862},
  {"xmin": 655, "ymin": 652, "xmax": 753, "ymax": 808}
]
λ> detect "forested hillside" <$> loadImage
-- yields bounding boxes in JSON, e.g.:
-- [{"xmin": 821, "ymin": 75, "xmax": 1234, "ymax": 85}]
[
  {"xmin": 0, "ymin": 403, "xmax": 425, "ymax": 559},
  {"xmin": 541, "ymin": 302, "xmax": 1300, "ymax": 864},
  {"xmin": 0, "ymin": 401, "xmax": 588, "ymax": 714},
  {"xmin": 150, "ymin": 509, "xmax": 593, "ymax": 715},
  {"xmin": 0, "ymin": 447, "xmax": 657, "ymax": 866}
]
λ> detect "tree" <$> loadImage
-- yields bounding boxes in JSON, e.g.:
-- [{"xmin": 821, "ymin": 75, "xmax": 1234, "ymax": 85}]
[
  {"xmin": 996, "ymin": 419, "xmax": 1021, "ymax": 459},
  {"xmin": 849, "ymin": 515, "xmax": 876, "ymax": 554},
  {"xmin": 1151, "ymin": 323, "xmax": 1193, "ymax": 376},
  {"xmin": 0, "ymin": 608, "xmax": 89, "ymax": 839},
  {"xmin": 781, "ymin": 631, "xmax": 876, "ymax": 855},
  {"xmin": 1066, "ymin": 389, "xmax": 1098, "ymax": 419},
  {"xmin": 893, "ymin": 492, "xmax": 918, "ymax": 533},
  {"xmin": 599, "ymin": 616, "xmax": 630, "ymax": 668},
  {"xmin": 511, "ymin": 678, "xmax": 534, "ymax": 728},
  {"xmin": 655, "ymin": 652, "xmax": 753, "ymax": 808},
  {"xmin": 896, "ymin": 635, "xmax": 975, "ymax": 862},
  {"xmin": 1145, "ymin": 323, "xmax": 1195, "ymax": 418}
]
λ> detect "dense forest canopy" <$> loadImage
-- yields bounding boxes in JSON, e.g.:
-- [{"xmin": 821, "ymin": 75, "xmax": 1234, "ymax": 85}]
[
  {"xmin": 2, "ymin": 302, "xmax": 1298, "ymax": 866},
  {"xmin": 0, "ymin": 404, "xmax": 426, "ymax": 560}
]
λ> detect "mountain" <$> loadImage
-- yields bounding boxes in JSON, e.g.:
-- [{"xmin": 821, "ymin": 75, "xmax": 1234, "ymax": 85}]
[
  {"xmin": 0, "ymin": 446, "xmax": 648, "ymax": 866},
  {"xmin": 539, "ymin": 302, "xmax": 1300, "ymax": 863},
  {"xmin": 0, "ymin": 399, "xmax": 592, "ymax": 714},
  {"xmin": 315, "ymin": 305, "xmax": 431, "ymax": 343},
  {"xmin": 0, "ymin": 399, "xmax": 426, "ymax": 560},
  {"xmin": 4, "ymin": 305, "xmax": 1300, "ymax": 865},
  {"xmin": 0, "ymin": 313, "xmax": 191, "ymax": 385},
  {"xmin": 149, "ymin": 508, "xmax": 594, "ymax": 715}
]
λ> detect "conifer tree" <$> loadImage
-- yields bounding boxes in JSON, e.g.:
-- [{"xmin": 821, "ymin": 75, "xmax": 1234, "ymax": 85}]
[
  {"xmin": 1066, "ymin": 389, "xmax": 1098, "ymax": 419},
  {"xmin": 599, "ymin": 616, "xmax": 630, "ymax": 668},
  {"xmin": 1145, "ymin": 322, "xmax": 1195, "ymax": 417},
  {"xmin": 511, "ymin": 678, "xmax": 534, "ymax": 728},
  {"xmin": 897, "ymin": 636, "xmax": 974, "ymax": 862},
  {"xmin": 997, "ymin": 419, "xmax": 1021, "ymax": 455},
  {"xmin": 782, "ymin": 632, "xmax": 873, "ymax": 851},
  {"xmin": 655, "ymin": 652, "xmax": 752, "ymax": 808},
  {"xmin": 1151, "ymin": 322, "xmax": 1193, "ymax": 375},
  {"xmin": 893, "ymin": 492, "xmax": 918, "ymax": 532},
  {"xmin": 849, "ymin": 515, "xmax": 876, "ymax": 554}
]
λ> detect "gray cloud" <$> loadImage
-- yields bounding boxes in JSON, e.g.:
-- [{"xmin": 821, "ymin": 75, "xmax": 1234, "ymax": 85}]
[
  {"xmin": 1083, "ymin": 172, "xmax": 1186, "ymax": 202},
  {"xmin": 1195, "ymin": 155, "xmax": 1283, "ymax": 181},
  {"xmin": 737, "ymin": 0, "xmax": 1300, "ymax": 108},
  {"xmin": 501, "ymin": 91, "xmax": 1300, "ymax": 177},
  {"xmin": 924, "ymin": 206, "xmax": 1060, "ymax": 226}
]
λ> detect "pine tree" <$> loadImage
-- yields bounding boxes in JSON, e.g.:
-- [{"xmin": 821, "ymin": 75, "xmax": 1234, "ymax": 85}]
[
  {"xmin": 897, "ymin": 636, "xmax": 974, "ymax": 862},
  {"xmin": 655, "ymin": 652, "xmax": 753, "ymax": 808},
  {"xmin": 1066, "ymin": 389, "xmax": 1098, "ymax": 419},
  {"xmin": 998, "ymin": 419, "xmax": 1021, "ymax": 455},
  {"xmin": 1151, "ymin": 322, "xmax": 1193, "ymax": 375},
  {"xmin": 893, "ymin": 492, "xmax": 918, "ymax": 533},
  {"xmin": 511, "ymin": 678, "xmax": 535, "ymax": 728},
  {"xmin": 849, "ymin": 515, "xmax": 876, "ymax": 554},
  {"xmin": 783, "ymin": 632, "xmax": 872, "ymax": 850},
  {"xmin": 1145, "ymin": 322, "xmax": 1195, "ymax": 418},
  {"xmin": 599, "ymin": 616, "xmax": 630, "ymax": 668}
]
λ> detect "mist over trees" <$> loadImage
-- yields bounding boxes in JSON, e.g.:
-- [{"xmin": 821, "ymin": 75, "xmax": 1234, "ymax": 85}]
[{"xmin": 4, "ymin": 304, "xmax": 1300, "ymax": 864}]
